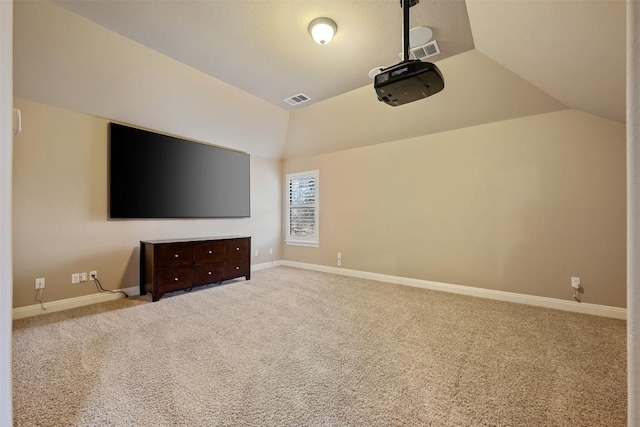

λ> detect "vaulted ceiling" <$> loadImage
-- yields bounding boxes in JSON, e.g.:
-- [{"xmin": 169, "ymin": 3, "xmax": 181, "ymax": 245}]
[
  {"xmin": 50, "ymin": 0, "xmax": 626, "ymax": 124},
  {"xmin": 466, "ymin": 0, "xmax": 625, "ymax": 124},
  {"xmin": 51, "ymin": 0, "xmax": 475, "ymax": 110},
  {"xmin": 12, "ymin": 0, "xmax": 626, "ymax": 159}
]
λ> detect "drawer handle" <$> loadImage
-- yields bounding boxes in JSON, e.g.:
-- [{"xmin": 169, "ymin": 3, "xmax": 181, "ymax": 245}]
[
  {"xmin": 174, "ymin": 277, "xmax": 179, "ymax": 281},
  {"xmin": 208, "ymin": 272, "xmax": 212, "ymax": 275},
  {"xmin": 235, "ymin": 266, "xmax": 240, "ymax": 270},
  {"xmin": 236, "ymin": 247, "xmax": 240, "ymax": 251},
  {"xmin": 174, "ymin": 254, "xmax": 179, "ymax": 258},
  {"xmin": 208, "ymin": 250, "xmax": 212, "ymax": 254}
]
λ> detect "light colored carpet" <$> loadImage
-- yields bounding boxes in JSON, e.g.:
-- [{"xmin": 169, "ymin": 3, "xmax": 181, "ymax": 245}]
[{"xmin": 13, "ymin": 266, "xmax": 626, "ymax": 426}]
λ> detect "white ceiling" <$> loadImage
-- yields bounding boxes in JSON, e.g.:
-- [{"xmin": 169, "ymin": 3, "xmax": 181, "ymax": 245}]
[
  {"xmin": 466, "ymin": 0, "xmax": 626, "ymax": 124},
  {"xmin": 50, "ymin": 0, "xmax": 475, "ymax": 110},
  {"xmin": 49, "ymin": 0, "xmax": 626, "ymax": 123}
]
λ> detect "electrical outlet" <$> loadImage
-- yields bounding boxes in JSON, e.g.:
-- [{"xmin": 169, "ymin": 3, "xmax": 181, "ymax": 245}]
[
  {"xmin": 35, "ymin": 278, "xmax": 45, "ymax": 290},
  {"xmin": 80, "ymin": 272, "xmax": 88, "ymax": 282},
  {"xmin": 255, "ymin": 250, "xmax": 259, "ymax": 257},
  {"xmin": 337, "ymin": 252, "xmax": 342, "ymax": 260},
  {"xmin": 269, "ymin": 248, "xmax": 273, "ymax": 255},
  {"xmin": 71, "ymin": 273, "xmax": 80, "ymax": 284},
  {"xmin": 571, "ymin": 277, "xmax": 581, "ymax": 289},
  {"xmin": 89, "ymin": 271, "xmax": 97, "ymax": 279},
  {"xmin": 337, "ymin": 259, "xmax": 342, "ymax": 267}
]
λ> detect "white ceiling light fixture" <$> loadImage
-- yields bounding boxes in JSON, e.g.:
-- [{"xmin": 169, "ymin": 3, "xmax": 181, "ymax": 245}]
[{"xmin": 309, "ymin": 17, "xmax": 337, "ymax": 45}]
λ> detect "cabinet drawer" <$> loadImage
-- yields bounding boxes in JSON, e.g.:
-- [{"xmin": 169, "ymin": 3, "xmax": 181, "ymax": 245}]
[
  {"xmin": 194, "ymin": 263, "xmax": 223, "ymax": 286},
  {"xmin": 224, "ymin": 261, "xmax": 250, "ymax": 280},
  {"xmin": 194, "ymin": 241, "xmax": 224, "ymax": 264},
  {"xmin": 157, "ymin": 267, "xmax": 193, "ymax": 292},
  {"xmin": 225, "ymin": 239, "xmax": 250, "ymax": 261},
  {"xmin": 157, "ymin": 243, "xmax": 193, "ymax": 268}
]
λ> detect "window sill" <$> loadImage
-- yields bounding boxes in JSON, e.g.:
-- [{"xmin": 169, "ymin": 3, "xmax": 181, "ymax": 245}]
[{"xmin": 285, "ymin": 241, "xmax": 319, "ymax": 248}]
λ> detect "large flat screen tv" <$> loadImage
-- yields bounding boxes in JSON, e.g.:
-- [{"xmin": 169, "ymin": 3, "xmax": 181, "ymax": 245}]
[{"xmin": 109, "ymin": 123, "xmax": 250, "ymax": 219}]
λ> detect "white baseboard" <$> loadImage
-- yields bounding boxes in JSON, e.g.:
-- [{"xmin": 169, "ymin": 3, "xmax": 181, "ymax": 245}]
[
  {"xmin": 12, "ymin": 286, "xmax": 140, "ymax": 320},
  {"xmin": 13, "ymin": 263, "xmax": 283, "ymax": 320},
  {"xmin": 252, "ymin": 260, "xmax": 283, "ymax": 272},
  {"xmin": 280, "ymin": 261, "xmax": 627, "ymax": 320},
  {"xmin": 14, "ymin": 261, "xmax": 625, "ymax": 321}
]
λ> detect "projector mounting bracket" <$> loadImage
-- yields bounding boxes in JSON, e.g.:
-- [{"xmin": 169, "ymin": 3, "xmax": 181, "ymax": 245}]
[{"xmin": 401, "ymin": 0, "xmax": 419, "ymax": 62}]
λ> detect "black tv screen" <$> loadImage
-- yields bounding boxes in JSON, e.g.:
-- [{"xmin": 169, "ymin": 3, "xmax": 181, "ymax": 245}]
[{"xmin": 109, "ymin": 123, "xmax": 250, "ymax": 219}]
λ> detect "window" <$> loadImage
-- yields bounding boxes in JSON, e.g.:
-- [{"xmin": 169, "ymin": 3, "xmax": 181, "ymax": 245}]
[{"xmin": 286, "ymin": 170, "xmax": 319, "ymax": 247}]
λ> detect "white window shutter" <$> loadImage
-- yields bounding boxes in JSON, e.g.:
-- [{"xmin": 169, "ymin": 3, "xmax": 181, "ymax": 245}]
[{"xmin": 286, "ymin": 170, "xmax": 319, "ymax": 246}]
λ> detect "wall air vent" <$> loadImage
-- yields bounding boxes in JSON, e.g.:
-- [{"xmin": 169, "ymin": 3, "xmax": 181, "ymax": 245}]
[
  {"xmin": 284, "ymin": 93, "xmax": 311, "ymax": 106},
  {"xmin": 398, "ymin": 40, "xmax": 441, "ymax": 61}
]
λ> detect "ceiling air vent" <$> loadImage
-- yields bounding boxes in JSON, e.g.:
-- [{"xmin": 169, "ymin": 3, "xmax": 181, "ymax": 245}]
[
  {"xmin": 284, "ymin": 93, "xmax": 311, "ymax": 106},
  {"xmin": 398, "ymin": 40, "xmax": 441, "ymax": 61},
  {"xmin": 412, "ymin": 40, "xmax": 440, "ymax": 59}
]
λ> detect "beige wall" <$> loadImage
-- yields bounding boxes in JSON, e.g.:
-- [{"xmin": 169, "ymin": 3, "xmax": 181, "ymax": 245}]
[
  {"xmin": 628, "ymin": 0, "xmax": 640, "ymax": 420},
  {"xmin": 9, "ymin": 0, "xmax": 626, "ymax": 313},
  {"xmin": 12, "ymin": 99, "xmax": 282, "ymax": 308},
  {"xmin": 283, "ymin": 109, "xmax": 626, "ymax": 308},
  {"xmin": 12, "ymin": 0, "xmax": 287, "ymax": 309},
  {"xmin": 0, "ymin": 0, "xmax": 12, "ymax": 422}
]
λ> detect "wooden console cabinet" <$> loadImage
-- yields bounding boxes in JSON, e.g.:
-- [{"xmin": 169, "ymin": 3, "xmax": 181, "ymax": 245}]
[{"xmin": 140, "ymin": 236, "xmax": 251, "ymax": 301}]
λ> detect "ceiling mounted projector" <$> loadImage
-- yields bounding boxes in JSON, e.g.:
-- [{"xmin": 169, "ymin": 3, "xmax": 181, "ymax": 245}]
[
  {"xmin": 374, "ymin": 0, "xmax": 444, "ymax": 106},
  {"xmin": 374, "ymin": 61, "xmax": 444, "ymax": 106}
]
